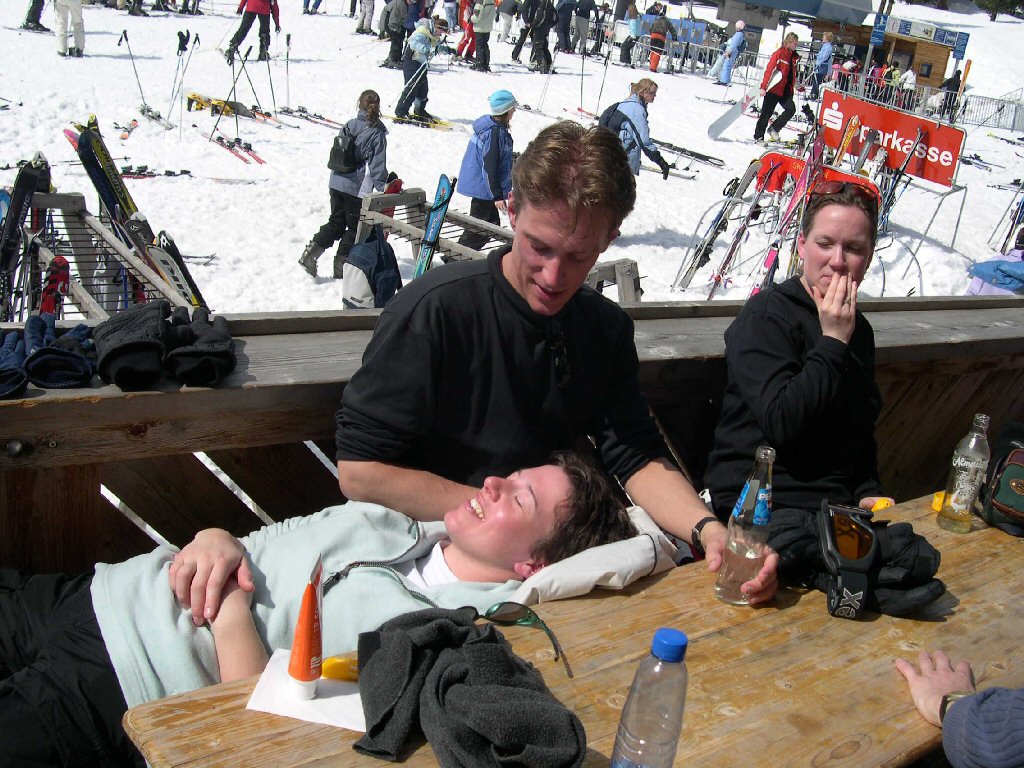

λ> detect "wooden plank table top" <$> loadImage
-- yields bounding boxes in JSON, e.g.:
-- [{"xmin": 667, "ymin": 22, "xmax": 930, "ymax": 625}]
[{"xmin": 124, "ymin": 496, "xmax": 1024, "ymax": 767}]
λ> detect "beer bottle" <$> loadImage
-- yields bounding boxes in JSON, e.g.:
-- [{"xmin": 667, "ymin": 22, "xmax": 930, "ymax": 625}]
[
  {"xmin": 715, "ymin": 445, "xmax": 774, "ymax": 605},
  {"xmin": 937, "ymin": 414, "xmax": 991, "ymax": 534}
]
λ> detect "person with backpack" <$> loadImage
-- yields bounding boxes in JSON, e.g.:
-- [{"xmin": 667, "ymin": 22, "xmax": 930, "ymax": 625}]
[
  {"xmin": 225, "ymin": 0, "xmax": 280, "ymax": 64},
  {"xmin": 457, "ymin": 90, "xmax": 517, "ymax": 252},
  {"xmin": 601, "ymin": 79, "xmax": 672, "ymax": 179},
  {"xmin": 299, "ymin": 90, "xmax": 389, "ymax": 279},
  {"xmin": 395, "ymin": 16, "xmax": 449, "ymax": 120},
  {"xmin": 618, "ymin": 4, "xmax": 641, "ymax": 66},
  {"xmin": 718, "ymin": 19, "xmax": 745, "ymax": 85}
]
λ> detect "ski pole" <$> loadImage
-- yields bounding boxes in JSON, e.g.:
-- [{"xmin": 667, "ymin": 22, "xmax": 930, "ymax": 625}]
[
  {"xmin": 285, "ymin": 33, "xmax": 291, "ymax": 109},
  {"xmin": 118, "ymin": 30, "xmax": 149, "ymax": 109},
  {"xmin": 594, "ymin": 47, "xmax": 611, "ymax": 114},
  {"xmin": 0, "ymin": 96, "xmax": 24, "ymax": 106},
  {"xmin": 234, "ymin": 48, "xmax": 265, "ymax": 114},
  {"xmin": 538, "ymin": 47, "xmax": 560, "ymax": 111},
  {"xmin": 578, "ymin": 46, "xmax": 584, "ymax": 112},
  {"xmin": 210, "ymin": 46, "xmax": 252, "ymax": 141},
  {"xmin": 167, "ymin": 30, "xmax": 190, "ymax": 123},
  {"xmin": 175, "ymin": 34, "xmax": 200, "ymax": 131},
  {"xmin": 266, "ymin": 48, "xmax": 278, "ymax": 115}
]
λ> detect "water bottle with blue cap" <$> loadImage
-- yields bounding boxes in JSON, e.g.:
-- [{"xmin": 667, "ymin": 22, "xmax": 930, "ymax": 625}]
[{"xmin": 610, "ymin": 627, "xmax": 688, "ymax": 768}]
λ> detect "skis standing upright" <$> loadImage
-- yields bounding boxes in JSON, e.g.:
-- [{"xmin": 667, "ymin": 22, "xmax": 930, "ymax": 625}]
[
  {"xmin": 707, "ymin": 161, "xmax": 781, "ymax": 299},
  {"xmin": 413, "ymin": 175, "xmax": 456, "ymax": 278},
  {"xmin": 673, "ymin": 160, "xmax": 761, "ymax": 291},
  {"xmin": 878, "ymin": 127, "xmax": 923, "ymax": 232},
  {"xmin": 0, "ymin": 159, "xmax": 47, "ymax": 321},
  {"xmin": 750, "ymin": 131, "xmax": 827, "ymax": 297}
]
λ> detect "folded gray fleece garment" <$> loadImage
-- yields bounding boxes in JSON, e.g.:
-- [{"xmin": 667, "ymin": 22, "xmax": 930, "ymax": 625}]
[{"xmin": 354, "ymin": 607, "xmax": 585, "ymax": 767}]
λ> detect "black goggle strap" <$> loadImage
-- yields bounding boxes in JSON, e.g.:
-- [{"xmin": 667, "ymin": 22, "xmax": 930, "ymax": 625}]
[
  {"xmin": 826, "ymin": 568, "xmax": 870, "ymax": 619},
  {"xmin": 819, "ymin": 502, "xmax": 875, "ymax": 620}
]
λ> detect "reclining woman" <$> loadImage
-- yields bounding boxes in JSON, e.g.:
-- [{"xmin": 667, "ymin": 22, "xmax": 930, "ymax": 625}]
[
  {"xmin": 704, "ymin": 182, "xmax": 943, "ymax": 614},
  {"xmin": 1, "ymin": 451, "xmax": 636, "ymax": 766}
]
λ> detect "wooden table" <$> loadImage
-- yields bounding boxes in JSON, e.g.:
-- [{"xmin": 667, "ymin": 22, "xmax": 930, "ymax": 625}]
[{"xmin": 124, "ymin": 495, "xmax": 1024, "ymax": 767}]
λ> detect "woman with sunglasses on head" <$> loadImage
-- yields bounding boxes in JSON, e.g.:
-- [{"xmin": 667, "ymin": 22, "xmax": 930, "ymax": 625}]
[
  {"xmin": 705, "ymin": 184, "xmax": 896, "ymax": 576},
  {"xmin": 1, "ymin": 451, "xmax": 636, "ymax": 766}
]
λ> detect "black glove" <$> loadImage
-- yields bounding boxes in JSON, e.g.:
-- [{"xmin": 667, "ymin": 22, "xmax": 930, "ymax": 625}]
[
  {"xmin": 769, "ymin": 506, "xmax": 945, "ymax": 618},
  {"xmin": 93, "ymin": 300, "xmax": 175, "ymax": 391},
  {"xmin": 0, "ymin": 330, "xmax": 28, "ymax": 399},
  {"xmin": 23, "ymin": 313, "xmax": 97, "ymax": 389},
  {"xmin": 164, "ymin": 307, "xmax": 236, "ymax": 386},
  {"xmin": 654, "ymin": 152, "xmax": 672, "ymax": 180}
]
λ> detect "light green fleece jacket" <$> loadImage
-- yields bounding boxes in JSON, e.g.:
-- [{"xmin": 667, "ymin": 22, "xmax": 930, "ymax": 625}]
[{"xmin": 90, "ymin": 503, "xmax": 521, "ymax": 709}]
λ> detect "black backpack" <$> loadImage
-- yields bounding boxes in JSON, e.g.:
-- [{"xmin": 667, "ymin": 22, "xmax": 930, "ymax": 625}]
[
  {"xmin": 598, "ymin": 101, "xmax": 627, "ymax": 134},
  {"xmin": 328, "ymin": 125, "xmax": 361, "ymax": 174}
]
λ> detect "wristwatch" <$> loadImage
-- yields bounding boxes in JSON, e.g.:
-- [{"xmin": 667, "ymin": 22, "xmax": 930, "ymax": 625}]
[
  {"xmin": 690, "ymin": 516, "xmax": 720, "ymax": 556},
  {"xmin": 939, "ymin": 691, "xmax": 973, "ymax": 725}
]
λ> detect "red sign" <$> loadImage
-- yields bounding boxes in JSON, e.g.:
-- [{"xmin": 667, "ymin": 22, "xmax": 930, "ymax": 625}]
[{"xmin": 816, "ymin": 93, "xmax": 966, "ymax": 187}]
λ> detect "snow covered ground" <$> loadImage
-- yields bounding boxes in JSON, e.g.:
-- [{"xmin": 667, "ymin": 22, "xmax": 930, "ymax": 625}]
[{"xmin": 1, "ymin": 0, "xmax": 1022, "ymax": 312}]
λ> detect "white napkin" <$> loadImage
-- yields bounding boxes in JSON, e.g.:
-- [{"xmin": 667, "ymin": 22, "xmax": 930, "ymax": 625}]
[{"xmin": 246, "ymin": 648, "xmax": 367, "ymax": 732}]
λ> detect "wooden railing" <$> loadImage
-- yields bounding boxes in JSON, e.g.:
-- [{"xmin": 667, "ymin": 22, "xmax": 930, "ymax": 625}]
[{"xmin": 2, "ymin": 295, "xmax": 1023, "ymax": 573}]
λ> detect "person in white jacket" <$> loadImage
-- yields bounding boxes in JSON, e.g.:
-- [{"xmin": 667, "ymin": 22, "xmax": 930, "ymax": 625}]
[
  {"xmin": 898, "ymin": 65, "xmax": 917, "ymax": 110},
  {"xmin": 55, "ymin": 0, "xmax": 86, "ymax": 57},
  {"xmin": 470, "ymin": 0, "xmax": 497, "ymax": 71}
]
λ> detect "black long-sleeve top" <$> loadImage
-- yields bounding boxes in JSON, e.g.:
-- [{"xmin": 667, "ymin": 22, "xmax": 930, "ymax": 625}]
[
  {"xmin": 704, "ymin": 277, "xmax": 883, "ymax": 519},
  {"xmin": 335, "ymin": 248, "xmax": 670, "ymax": 487}
]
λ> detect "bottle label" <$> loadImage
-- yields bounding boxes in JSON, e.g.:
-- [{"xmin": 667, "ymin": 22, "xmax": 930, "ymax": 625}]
[
  {"xmin": 753, "ymin": 486, "xmax": 771, "ymax": 526},
  {"xmin": 731, "ymin": 483, "xmax": 749, "ymax": 519},
  {"xmin": 947, "ymin": 457, "xmax": 988, "ymax": 511}
]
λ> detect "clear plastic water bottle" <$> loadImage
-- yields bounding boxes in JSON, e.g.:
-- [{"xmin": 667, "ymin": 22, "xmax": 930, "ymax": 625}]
[
  {"xmin": 715, "ymin": 445, "xmax": 774, "ymax": 605},
  {"xmin": 937, "ymin": 413, "xmax": 991, "ymax": 534},
  {"xmin": 610, "ymin": 628, "xmax": 688, "ymax": 768}
]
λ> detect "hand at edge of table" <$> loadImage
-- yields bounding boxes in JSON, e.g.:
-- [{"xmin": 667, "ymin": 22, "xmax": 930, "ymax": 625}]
[
  {"xmin": 168, "ymin": 528, "xmax": 255, "ymax": 626},
  {"xmin": 894, "ymin": 649, "xmax": 976, "ymax": 727},
  {"xmin": 701, "ymin": 521, "xmax": 780, "ymax": 605}
]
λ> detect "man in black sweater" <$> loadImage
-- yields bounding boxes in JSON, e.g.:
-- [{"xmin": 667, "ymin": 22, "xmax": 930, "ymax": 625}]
[{"xmin": 335, "ymin": 121, "xmax": 779, "ymax": 605}]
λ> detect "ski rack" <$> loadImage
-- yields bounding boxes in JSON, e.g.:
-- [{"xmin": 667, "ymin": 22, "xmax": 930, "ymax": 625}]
[
  {"xmin": 353, "ymin": 188, "xmax": 643, "ymax": 298},
  {"xmin": 16, "ymin": 192, "xmax": 192, "ymax": 320}
]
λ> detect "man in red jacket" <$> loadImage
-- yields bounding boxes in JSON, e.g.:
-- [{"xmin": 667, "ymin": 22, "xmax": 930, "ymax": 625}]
[
  {"xmin": 226, "ymin": 0, "xmax": 281, "ymax": 63},
  {"xmin": 754, "ymin": 31, "xmax": 799, "ymax": 144}
]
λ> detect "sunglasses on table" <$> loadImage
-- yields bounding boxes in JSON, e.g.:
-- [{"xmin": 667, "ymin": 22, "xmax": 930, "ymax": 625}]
[
  {"xmin": 816, "ymin": 502, "xmax": 879, "ymax": 620},
  {"xmin": 478, "ymin": 601, "xmax": 574, "ymax": 678}
]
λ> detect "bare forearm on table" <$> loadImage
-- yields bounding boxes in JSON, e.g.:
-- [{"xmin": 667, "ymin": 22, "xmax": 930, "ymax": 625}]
[{"xmin": 337, "ymin": 459, "xmax": 479, "ymax": 522}]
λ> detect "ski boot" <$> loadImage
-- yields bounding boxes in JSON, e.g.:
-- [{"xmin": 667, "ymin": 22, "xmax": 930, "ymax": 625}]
[
  {"xmin": 128, "ymin": 0, "xmax": 149, "ymax": 15},
  {"xmin": 224, "ymin": 44, "xmax": 238, "ymax": 65},
  {"xmin": 298, "ymin": 242, "xmax": 324, "ymax": 277},
  {"xmin": 257, "ymin": 49, "xmax": 270, "ymax": 62},
  {"xmin": 412, "ymin": 100, "xmax": 435, "ymax": 122}
]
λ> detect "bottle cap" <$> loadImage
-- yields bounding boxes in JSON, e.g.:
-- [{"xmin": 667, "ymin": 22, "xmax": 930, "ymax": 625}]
[
  {"xmin": 288, "ymin": 674, "xmax": 319, "ymax": 700},
  {"xmin": 651, "ymin": 627, "xmax": 688, "ymax": 662}
]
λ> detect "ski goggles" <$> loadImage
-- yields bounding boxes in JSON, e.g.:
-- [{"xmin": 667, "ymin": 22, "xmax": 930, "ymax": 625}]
[
  {"xmin": 816, "ymin": 501, "xmax": 878, "ymax": 620},
  {"xmin": 479, "ymin": 601, "xmax": 573, "ymax": 678},
  {"xmin": 809, "ymin": 180, "xmax": 882, "ymax": 212}
]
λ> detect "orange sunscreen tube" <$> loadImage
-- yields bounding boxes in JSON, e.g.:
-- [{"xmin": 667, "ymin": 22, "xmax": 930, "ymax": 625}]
[{"xmin": 288, "ymin": 554, "xmax": 323, "ymax": 699}]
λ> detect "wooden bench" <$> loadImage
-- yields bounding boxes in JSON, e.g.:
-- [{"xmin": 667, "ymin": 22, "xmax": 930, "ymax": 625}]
[
  {"xmin": 1, "ymin": 295, "xmax": 1023, "ymax": 573},
  {"xmin": 122, "ymin": 495, "xmax": 1024, "ymax": 767}
]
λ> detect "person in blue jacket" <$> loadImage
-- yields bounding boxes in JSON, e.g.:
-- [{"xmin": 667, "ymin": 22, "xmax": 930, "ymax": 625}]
[
  {"xmin": 610, "ymin": 79, "xmax": 672, "ymax": 179},
  {"xmin": 897, "ymin": 649, "xmax": 1024, "ymax": 768},
  {"xmin": 810, "ymin": 31, "xmax": 834, "ymax": 100},
  {"xmin": 718, "ymin": 19, "xmax": 746, "ymax": 85},
  {"xmin": 457, "ymin": 90, "xmax": 517, "ymax": 252},
  {"xmin": 299, "ymin": 90, "xmax": 389, "ymax": 279}
]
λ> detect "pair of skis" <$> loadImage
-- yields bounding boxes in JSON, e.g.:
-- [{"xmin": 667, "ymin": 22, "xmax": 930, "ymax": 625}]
[
  {"xmin": 279, "ymin": 106, "xmax": 344, "ymax": 128},
  {"xmin": 0, "ymin": 158, "xmax": 48, "ymax": 321},
  {"xmin": 200, "ymin": 129, "xmax": 266, "ymax": 164}
]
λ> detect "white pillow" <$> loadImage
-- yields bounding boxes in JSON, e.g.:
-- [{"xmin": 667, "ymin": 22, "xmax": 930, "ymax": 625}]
[{"xmin": 508, "ymin": 506, "xmax": 678, "ymax": 605}]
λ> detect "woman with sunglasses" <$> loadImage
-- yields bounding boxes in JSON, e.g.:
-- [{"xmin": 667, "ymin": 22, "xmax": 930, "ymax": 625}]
[
  {"xmin": 1, "ymin": 452, "xmax": 636, "ymax": 766},
  {"xmin": 706, "ymin": 182, "xmax": 893, "ymax": 546}
]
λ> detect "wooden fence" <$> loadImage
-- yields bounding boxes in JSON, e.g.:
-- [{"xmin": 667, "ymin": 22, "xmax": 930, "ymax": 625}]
[{"xmin": 2, "ymin": 295, "xmax": 1022, "ymax": 573}]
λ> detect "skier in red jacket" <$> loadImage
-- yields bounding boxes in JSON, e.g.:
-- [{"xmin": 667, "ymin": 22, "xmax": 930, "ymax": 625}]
[
  {"xmin": 226, "ymin": 0, "xmax": 281, "ymax": 63},
  {"xmin": 754, "ymin": 31, "xmax": 800, "ymax": 144}
]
